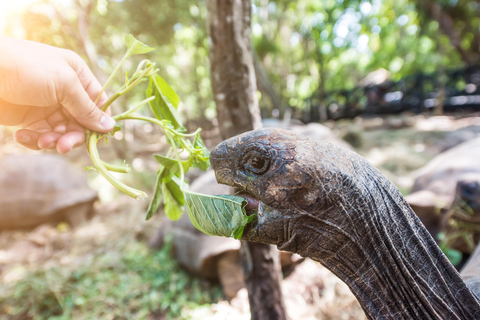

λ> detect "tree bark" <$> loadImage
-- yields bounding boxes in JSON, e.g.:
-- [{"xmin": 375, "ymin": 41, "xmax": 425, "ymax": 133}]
[
  {"xmin": 206, "ymin": 1, "xmax": 287, "ymax": 319},
  {"xmin": 206, "ymin": 0, "xmax": 262, "ymax": 137},
  {"xmin": 76, "ymin": 0, "xmax": 100, "ymax": 75},
  {"xmin": 241, "ymin": 241, "xmax": 287, "ymax": 320}
]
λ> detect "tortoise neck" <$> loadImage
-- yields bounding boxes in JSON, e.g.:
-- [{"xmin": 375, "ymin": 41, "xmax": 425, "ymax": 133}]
[{"xmin": 280, "ymin": 164, "xmax": 480, "ymax": 319}]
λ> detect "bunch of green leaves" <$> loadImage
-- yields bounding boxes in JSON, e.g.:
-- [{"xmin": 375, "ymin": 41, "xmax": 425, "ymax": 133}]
[
  {"xmin": 86, "ymin": 35, "xmax": 210, "ymax": 220},
  {"xmin": 87, "ymin": 35, "xmax": 256, "ymax": 238}
]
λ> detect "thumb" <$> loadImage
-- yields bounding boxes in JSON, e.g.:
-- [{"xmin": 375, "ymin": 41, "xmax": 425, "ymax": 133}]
[{"xmin": 57, "ymin": 69, "xmax": 115, "ymax": 132}]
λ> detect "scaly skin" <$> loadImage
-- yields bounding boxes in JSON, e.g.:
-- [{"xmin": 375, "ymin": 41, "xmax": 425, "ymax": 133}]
[{"xmin": 210, "ymin": 128, "xmax": 480, "ymax": 320}]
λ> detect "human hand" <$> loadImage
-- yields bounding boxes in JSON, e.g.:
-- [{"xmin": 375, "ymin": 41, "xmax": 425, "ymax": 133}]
[{"xmin": 0, "ymin": 36, "xmax": 115, "ymax": 154}]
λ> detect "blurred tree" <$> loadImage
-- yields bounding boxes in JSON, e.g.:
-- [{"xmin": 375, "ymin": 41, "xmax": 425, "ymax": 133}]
[
  {"xmin": 414, "ymin": 0, "xmax": 480, "ymax": 65},
  {"xmin": 206, "ymin": 0, "xmax": 287, "ymax": 319},
  {"xmin": 250, "ymin": 0, "xmax": 464, "ymax": 118}
]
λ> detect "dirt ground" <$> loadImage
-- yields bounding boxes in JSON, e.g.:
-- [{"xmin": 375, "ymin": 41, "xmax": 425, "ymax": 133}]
[{"xmin": 1, "ymin": 113, "xmax": 479, "ymax": 319}]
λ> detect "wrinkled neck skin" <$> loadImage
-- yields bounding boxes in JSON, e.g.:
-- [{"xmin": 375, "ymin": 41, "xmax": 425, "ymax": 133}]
[{"xmin": 243, "ymin": 149, "xmax": 480, "ymax": 320}]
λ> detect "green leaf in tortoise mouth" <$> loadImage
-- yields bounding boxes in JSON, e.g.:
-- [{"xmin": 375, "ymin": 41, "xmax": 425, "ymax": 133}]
[{"xmin": 185, "ymin": 192, "xmax": 257, "ymax": 239}]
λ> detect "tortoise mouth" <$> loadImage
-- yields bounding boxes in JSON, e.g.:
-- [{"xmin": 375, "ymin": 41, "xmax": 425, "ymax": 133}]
[{"xmin": 236, "ymin": 192, "xmax": 260, "ymax": 212}]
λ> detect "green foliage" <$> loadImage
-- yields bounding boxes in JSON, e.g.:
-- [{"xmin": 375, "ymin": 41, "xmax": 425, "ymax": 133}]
[
  {"xmin": 147, "ymin": 74, "xmax": 183, "ymax": 129},
  {"xmin": 251, "ymin": 0, "xmax": 464, "ymax": 115},
  {"xmin": 85, "ymin": 35, "xmax": 210, "ymax": 223},
  {"xmin": 438, "ymin": 232, "xmax": 463, "ymax": 266},
  {"xmin": 125, "ymin": 34, "xmax": 155, "ymax": 56},
  {"xmin": 0, "ymin": 240, "xmax": 222, "ymax": 319},
  {"xmin": 185, "ymin": 193, "xmax": 256, "ymax": 239}
]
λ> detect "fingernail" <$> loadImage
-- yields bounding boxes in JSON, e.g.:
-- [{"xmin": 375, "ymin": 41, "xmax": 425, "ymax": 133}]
[
  {"xmin": 100, "ymin": 114, "xmax": 115, "ymax": 130},
  {"xmin": 19, "ymin": 135, "xmax": 31, "ymax": 143},
  {"xmin": 47, "ymin": 142, "xmax": 56, "ymax": 149}
]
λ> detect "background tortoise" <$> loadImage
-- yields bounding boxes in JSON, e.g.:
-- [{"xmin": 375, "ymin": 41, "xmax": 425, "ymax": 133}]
[
  {"xmin": 405, "ymin": 137, "xmax": 480, "ymax": 254},
  {"xmin": 0, "ymin": 154, "xmax": 97, "ymax": 229},
  {"xmin": 210, "ymin": 128, "xmax": 480, "ymax": 319}
]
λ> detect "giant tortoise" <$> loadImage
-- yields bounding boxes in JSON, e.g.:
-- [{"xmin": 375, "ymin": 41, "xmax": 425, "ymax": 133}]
[
  {"xmin": 210, "ymin": 128, "xmax": 480, "ymax": 319},
  {"xmin": 405, "ymin": 137, "xmax": 480, "ymax": 254},
  {"xmin": 150, "ymin": 122, "xmax": 343, "ymax": 299},
  {"xmin": 0, "ymin": 154, "xmax": 97, "ymax": 229}
]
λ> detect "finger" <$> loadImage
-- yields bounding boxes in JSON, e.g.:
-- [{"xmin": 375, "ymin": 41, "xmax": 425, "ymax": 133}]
[
  {"xmin": 55, "ymin": 67, "xmax": 115, "ymax": 133},
  {"xmin": 20, "ymin": 106, "xmax": 57, "ymax": 129},
  {"xmin": 38, "ymin": 132, "xmax": 62, "ymax": 149},
  {"xmin": 14, "ymin": 129, "xmax": 41, "ymax": 150},
  {"xmin": 56, "ymin": 131, "xmax": 85, "ymax": 154},
  {"xmin": 65, "ymin": 51, "xmax": 109, "ymax": 107},
  {"xmin": 25, "ymin": 119, "xmax": 53, "ymax": 133},
  {"xmin": 46, "ymin": 111, "xmax": 68, "ymax": 133},
  {"xmin": 46, "ymin": 110, "xmax": 67, "ymax": 127}
]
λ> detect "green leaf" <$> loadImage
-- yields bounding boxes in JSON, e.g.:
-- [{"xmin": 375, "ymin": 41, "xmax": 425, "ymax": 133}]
[
  {"xmin": 165, "ymin": 176, "xmax": 186, "ymax": 206},
  {"xmin": 232, "ymin": 214, "xmax": 258, "ymax": 239},
  {"xmin": 163, "ymin": 183, "xmax": 184, "ymax": 220},
  {"xmin": 125, "ymin": 34, "xmax": 154, "ymax": 56},
  {"xmin": 156, "ymin": 75, "xmax": 180, "ymax": 109},
  {"xmin": 190, "ymin": 132, "xmax": 210, "ymax": 171},
  {"xmin": 232, "ymin": 225, "xmax": 245, "ymax": 240},
  {"xmin": 153, "ymin": 155, "xmax": 192, "ymax": 180},
  {"xmin": 154, "ymin": 154, "xmax": 179, "ymax": 169},
  {"xmin": 185, "ymin": 192, "xmax": 255, "ymax": 238},
  {"xmin": 148, "ymin": 75, "xmax": 183, "ymax": 129},
  {"xmin": 445, "ymin": 248, "xmax": 463, "ymax": 266},
  {"xmin": 110, "ymin": 122, "xmax": 123, "ymax": 136},
  {"xmin": 145, "ymin": 168, "xmax": 165, "ymax": 220}
]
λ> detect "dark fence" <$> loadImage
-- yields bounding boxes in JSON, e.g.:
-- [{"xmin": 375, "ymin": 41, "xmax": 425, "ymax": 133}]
[{"xmin": 300, "ymin": 65, "xmax": 480, "ymax": 122}]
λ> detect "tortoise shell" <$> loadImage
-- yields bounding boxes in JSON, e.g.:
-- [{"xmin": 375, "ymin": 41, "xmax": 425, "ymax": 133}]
[{"xmin": 0, "ymin": 154, "xmax": 97, "ymax": 228}]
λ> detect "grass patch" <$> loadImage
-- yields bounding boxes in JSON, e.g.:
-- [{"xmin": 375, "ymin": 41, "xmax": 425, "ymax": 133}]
[{"xmin": 0, "ymin": 229, "xmax": 222, "ymax": 320}]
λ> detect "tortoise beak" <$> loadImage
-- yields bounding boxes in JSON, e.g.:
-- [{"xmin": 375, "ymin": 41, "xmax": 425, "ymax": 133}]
[{"xmin": 210, "ymin": 140, "xmax": 236, "ymax": 188}]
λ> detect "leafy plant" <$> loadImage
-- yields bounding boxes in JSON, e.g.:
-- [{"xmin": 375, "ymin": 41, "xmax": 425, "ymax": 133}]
[
  {"xmin": 86, "ymin": 35, "xmax": 257, "ymax": 237},
  {"xmin": 85, "ymin": 35, "xmax": 210, "ymax": 220}
]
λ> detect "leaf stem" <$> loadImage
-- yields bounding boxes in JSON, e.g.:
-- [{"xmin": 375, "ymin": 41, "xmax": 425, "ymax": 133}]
[
  {"xmin": 101, "ymin": 160, "xmax": 131, "ymax": 173},
  {"xmin": 94, "ymin": 46, "xmax": 135, "ymax": 104},
  {"xmin": 87, "ymin": 133, "xmax": 147, "ymax": 199},
  {"xmin": 113, "ymin": 96, "xmax": 155, "ymax": 120}
]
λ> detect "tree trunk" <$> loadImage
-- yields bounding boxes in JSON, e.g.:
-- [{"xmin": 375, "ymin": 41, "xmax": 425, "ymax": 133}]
[
  {"xmin": 206, "ymin": 0, "xmax": 262, "ymax": 137},
  {"xmin": 241, "ymin": 241, "xmax": 287, "ymax": 320},
  {"xmin": 206, "ymin": 1, "xmax": 287, "ymax": 319},
  {"xmin": 76, "ymin": 0, "xmax": 100, "ymax": 76}
]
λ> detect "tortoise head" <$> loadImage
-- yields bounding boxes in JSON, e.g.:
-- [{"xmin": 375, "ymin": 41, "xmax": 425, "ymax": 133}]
[
  {"xmin": 210, "ymin": 127, "xmax": 358, "ymax": 248},
  {"xmin": 456, "ymin": 179, "xmax": 480, "ymax": 212},
  {"xmin": 211, "ymin": 128, "xmax": 318, "ymax": 210}
]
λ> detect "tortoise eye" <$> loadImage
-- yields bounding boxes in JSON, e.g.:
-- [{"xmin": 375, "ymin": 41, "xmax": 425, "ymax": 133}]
[
  {"xmin": 243, "ymin": 150, "xmax": 270, "ymax": 175},
  {"xmin": 249, "ymin": 156, "xmax": 265, "ymax": 170}
]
